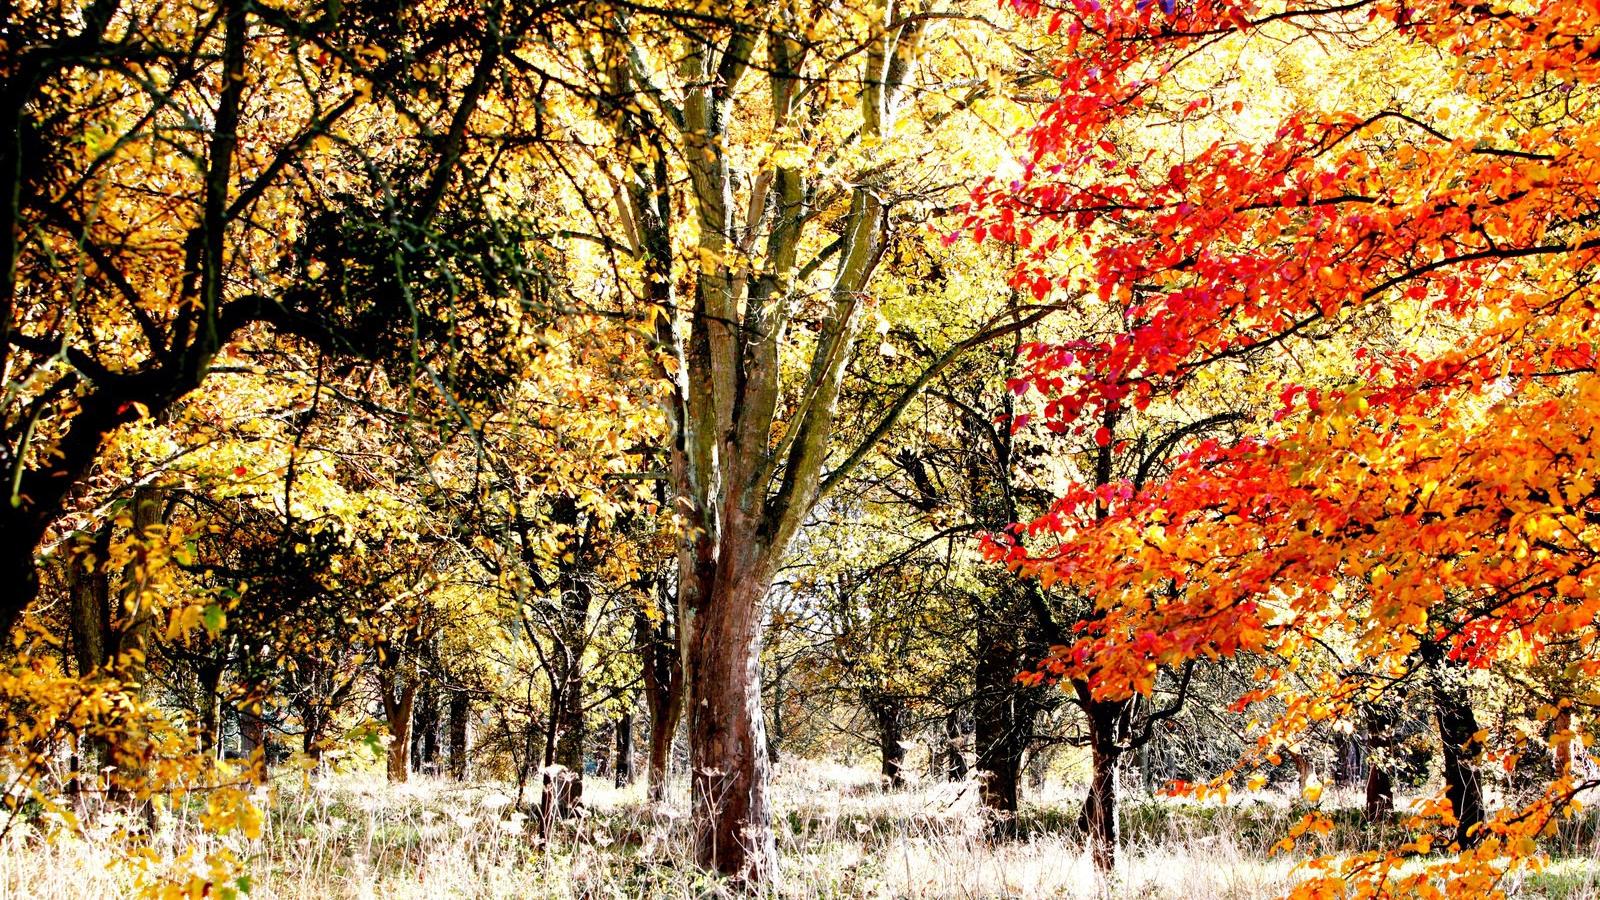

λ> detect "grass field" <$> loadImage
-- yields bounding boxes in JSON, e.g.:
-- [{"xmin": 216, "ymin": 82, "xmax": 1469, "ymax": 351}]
[{"xmin": 3, "ymin": 763, "xmax": 1597, "ymax": 899}]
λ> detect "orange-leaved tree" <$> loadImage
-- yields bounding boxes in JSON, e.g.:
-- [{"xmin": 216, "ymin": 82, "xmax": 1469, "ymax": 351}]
[{"xmin": 973, "ymin": 0, "xmax": 1600, "ymax": 891}]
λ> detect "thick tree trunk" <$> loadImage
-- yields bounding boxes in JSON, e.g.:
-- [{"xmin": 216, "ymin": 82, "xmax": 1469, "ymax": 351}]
[
  {"xmin": 1078, "ymin": 697, "xmax": 1124, "ymax": 873},
  {"xmin": 1363, "ymin": 705, "xmax": 1394, "ymax": 823},
  {"xmin": 541, "ymin": 676, "xmax": 585, "ymax": 823},
  {"xmin": 66, "ymin": 526, "xmax": 112, "ymax": 680},
  {"xmin": 1083, "ymin": 739, "xmax": 1121, "ymax": 873},
  {"xmin": 1419, "ymin": 639, "xmax": 1484, "ymax": 848},
  {"xmin": 686, "ymin": 557, "xmax": 778, "ymax": 883},
  {"xmin": 974, "ymin": 606, "xmax": 1034, "ymax": 835},
  {"xmin": 447, "ymin": 690, "xmax": 471, "ymax": 780},
  {"xmin": 615, "ymin": 710, "xmax": 635, "ymax": 787},
  {"xmin": 872, "ymin": 696, "xmax": 908, "ymax": 789},
  {"xmin": 1431, "ymin": 670, "xmax": 1484, "ymax": 847}
]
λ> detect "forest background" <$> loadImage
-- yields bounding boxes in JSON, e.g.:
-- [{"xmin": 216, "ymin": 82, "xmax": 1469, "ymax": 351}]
[{"xmin": 3, "ymin": 0, "xmax": 1600, "ymax": 897}]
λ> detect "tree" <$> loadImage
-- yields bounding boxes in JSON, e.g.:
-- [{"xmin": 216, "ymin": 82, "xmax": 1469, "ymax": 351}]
[
  {"xmin": 533, "ymin": 0, "xmax": 1056, "ymax": 880},
  {"xmin": 977, "ymin": 0, "xmax": 1600, "ymax": 889}
]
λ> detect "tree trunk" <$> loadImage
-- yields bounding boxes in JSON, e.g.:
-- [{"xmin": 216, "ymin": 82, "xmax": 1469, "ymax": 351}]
[
  {"xmin": 447, "ymin": 690, "xmax": 471, "ymax": 780},
  {"xmin": 872, "ymin": 696, "xmax": 908, "ymax": 788},
  {"xmin": 1429, "ymin": 662, "xmax": 1484, "ymax": 848},
  {"xmin": 541, "ymin": 675, "xmax": 585, "ymax": 823},
  {"xmin": 686, "ymin": 556, "xmax": 778, "ymax": 883},
  {"xmin": 196, "ymin": 656, "xmax": 226, "ymax": 758},
  {"xmin": 1363, "ymin": 705, "xmax": 1394, "ymax": 823},
  {"xmin": 540, "ymin": 492, "xmax": 593, "ymax": 824},
  {"xmin": 944, "ymin": 710, "xmax": 968, "ymax": 781},
  {"xmin": 377, "ymin": 671, "xmax": 417, "ymax": 783},
  {"xmin": 1553, "ymin": 707, "xmax": 1574, "ymax": 779},
  {"xmin": 1365, "ymin": 764, "xmax": 1394, "ymax": 822},
  {"xmin": 637, "ymin": 605, "xmax": 683, "ymax": 803},
  {"xmin": 974, "ymin": 606, "xmax": 1034, "ymax": 835},
  {"xmin": 1078, "ymin": 696, "xmax": 1124, "ymax": 873},
  {"xmin": 615, "ymin": 710, "xmax": 635, "ymax": 787},
  {"xmin": 411, "ymin": 684, "xmax": 440, "ymax": 774}
]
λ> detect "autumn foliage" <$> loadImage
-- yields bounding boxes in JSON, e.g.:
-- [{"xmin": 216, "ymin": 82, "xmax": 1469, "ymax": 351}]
[{"xmin": 974, "ymin": 0, "xmax": 1600, "ymax": 893}]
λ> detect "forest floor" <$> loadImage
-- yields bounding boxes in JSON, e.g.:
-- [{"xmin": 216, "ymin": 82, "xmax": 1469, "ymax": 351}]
[{"xmin": 2, "ymin": 761, "xmax": 1597, "ymax": 899}]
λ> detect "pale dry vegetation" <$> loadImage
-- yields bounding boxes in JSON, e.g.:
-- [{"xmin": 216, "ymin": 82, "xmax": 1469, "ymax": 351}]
[{"xmin": 5, "ymin": 763, "xmax": 1597, "ymax": 899}]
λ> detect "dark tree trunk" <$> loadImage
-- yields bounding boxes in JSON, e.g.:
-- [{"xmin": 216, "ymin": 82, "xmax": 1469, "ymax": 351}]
[
  {"xmin": 66, "ymin": 526, "xmax": 113, "ymax": 680},
  {"xmin": 65, "ymin": 525, "xmax": 113, "ymax": 782},
  {"xmin": 1363, "ymin": 705, "xmax": 1394, "ymax": 823},
  {"xmin": 1365, "ymin": 764, "xmax": 1394, "ymax": 822},
  {"xmin": 944, "ymin": 710, "xmax": 968, "ymax": 781},
  {"xmin": 1077, "ymin": 694, "xmax": 1125, "ymax": 873},
  {"xmin": 872, "ymin": 695, "xmax": 908, "ymax": 788},
  {"xmin": 196, "ymin": 656, "xmax": 227, "ymax": 758},
  {"xmin": 974, "ymin": 598, "xmax": 1037, "ymax": 835},
  {"xmin": 1425, "ymin": 649, "xmax": 1484, "ymax": 848},
  {"xmin": 447, "ymin": 690, "xmax": 471, "ymax": 780},
  {"xmin": 539, "ymin": 493, "xmax": 594, "ymax": 825},
  {"xmin": 615, "ymin": 710, "xmax": 635, "ymax": 787},
  {"xmin": 411, "ymin": 684, "xmax": 440, "ymax": 774}
]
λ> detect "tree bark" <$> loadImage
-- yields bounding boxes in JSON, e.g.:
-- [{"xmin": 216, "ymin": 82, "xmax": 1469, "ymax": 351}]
[
  {"xmin": 1365, "ymin": 764, "xmax": 1394, "ymax": 822},
  {"xmin": 944, "ymin": 710, "xmax": 968, "ymax": 781},
  {"xmin": 872, "ymin": 696, "xmax": 908, "ymax": 788},
  {"xmin": 540, "ymin": 493, "xmax": 595, "ymax": 823},
  {"xmin": 1078, "ymin": 696, "xmax": 1125, "ymax": 872},
  {"xmin": 615, "ymin": 710, "xmax": 635, "ymax": 787},
  {"xmin": 637, "ymin": 604, "xmax": 683, "ymax": 803},
  {"xmin": 1426, "ymin": 653, "xmax": 1484, "ymax": 848},
  {"xmin": 196, "ymin": 655, "xmax": 227, "ymax": 758},
  {"xmin": 447, "ymin": 690, "xmax": 471, "ymax": 780},
  {"xmin": 377, "ymin": 670, "xmax": 417, "ymax": 783},
  {"xmin": 974, "ymin": 591, "xmax": 1037, "ymax": 835},
  {"xmin": 411, "ymin": 683, "xmax": 440, "ymax": 774},
  {"xmin": 1363, "ymin": 705, "xmax": 1395, "ymax": 823},
  {"xmin": 686, "ymin": 556, "xmax": 778, "ymax": 882}
]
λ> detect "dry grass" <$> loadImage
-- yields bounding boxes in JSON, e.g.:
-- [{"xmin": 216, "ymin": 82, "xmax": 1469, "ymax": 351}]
[{"xmin": 2, "ymin": 762, "xmax": 1596, "ymax": 899}]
